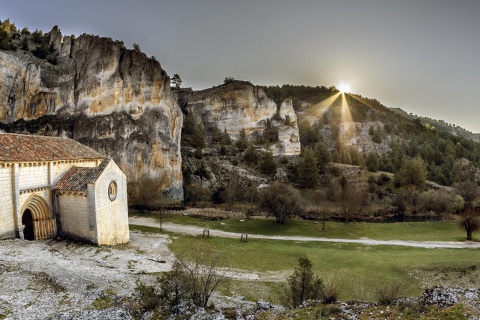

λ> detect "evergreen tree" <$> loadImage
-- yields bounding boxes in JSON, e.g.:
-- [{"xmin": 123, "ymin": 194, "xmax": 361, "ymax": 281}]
[
  {"xmin": 191, "ymin": 122, "xmax": 205, "ymax": 148},
  {"xmin": 236, "ymin": 128, "xmax": 248, "ymax": 151},
  {"xmin": 395, "ymin": 156, "xmax": 428, "ymax": 189},
  {"xmin": 21, "ymin": 36, "xmax": 29, "ymax": 50},
  {"xmin": 260, "ymin": 151, "xmax": 277, "ymax": 176},
  {"xmin": 298, "ymin": 119, "xmax": 319, "ymax": 147},
  {"xmin": 365, "ymin": 152, "xmax": 379, "ymax": 172},
  {"xmin": 284, "ymin": 256, "xmax": 324, "ymax": 308},
  {"xmin": 183, "ymin": 113, "xmax": 195, "ymax": 135},
  {"xmin": 372, "ymin": 129, "xmax": 382, "ymax": 143},
  {"xmin": 171, "ymin": 73, "xmax": 182, "ymax": 88},
  {"xmin": 314, "ymin": 141, "xmax": 330, "ymax": 172},
  {"xmin": 298, "ymin": 148, "xmax": 319, "ymax": 189},
  {"xmin": 243, "ymin": 144, "xmax": 258, "ymax": 165},
  {"xmin": 222, "ymin": 128, "xmax": 232, "ymax": 145}
]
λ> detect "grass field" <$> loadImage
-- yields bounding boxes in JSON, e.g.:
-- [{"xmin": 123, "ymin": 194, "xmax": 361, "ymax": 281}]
[
  {"xmin": 130, "ymin": 210, "xmax": 471, "ymax": 242},
  {"xmin": 168, "ymin": 234, "xmax": 480, "ymax": 302},
  {"xmin": 130, "ymin": 210, "xmax": 480, "ymax": 302}
]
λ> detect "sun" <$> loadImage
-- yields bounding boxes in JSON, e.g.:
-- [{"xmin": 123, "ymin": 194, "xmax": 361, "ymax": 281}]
[{"xmin": 338, "ymin": 83, "xmax": 351, "ymax": 93}]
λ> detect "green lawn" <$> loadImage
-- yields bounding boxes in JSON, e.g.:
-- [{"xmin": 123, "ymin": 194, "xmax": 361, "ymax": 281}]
[
  {"xmin": 168, "ymin": 235, "xmax": 480, "ymax": 302},
  {"xmin": 130, "ymin": 211, "xmax": 471, "ymax": 242},
  {"xmin": 130, "ymin": 210, "xmax": 479, "ymax": 302}
]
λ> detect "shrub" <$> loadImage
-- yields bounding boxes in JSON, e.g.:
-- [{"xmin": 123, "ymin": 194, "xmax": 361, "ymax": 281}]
[
  {"xmin": 377, "ymin": 282, "xmax": 401, "ymax": 305},
  {"xmin": 136, "ymin": 281, "xmax": 161, "ymax": 311},
  {"xmin": 323, "ymin": 277, "xmax": 338, "ymax": 304}
]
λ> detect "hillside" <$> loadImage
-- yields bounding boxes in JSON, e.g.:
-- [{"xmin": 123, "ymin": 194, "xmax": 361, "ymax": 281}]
[
  {"xmin": 390, "ymin": 107, "xmax": 480, "ymax": 141},
  {"xmin": 259, "ymin": 84, "xmax": 480, "ymax": 187}
]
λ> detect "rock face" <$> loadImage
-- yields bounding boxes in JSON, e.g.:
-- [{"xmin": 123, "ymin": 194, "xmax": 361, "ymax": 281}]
[
  {"xmin": 0, "ymin": 27, "xmax": 183, "ymax": 201},
  {"xmin": 176, "ymin": 81, "xmax": 301, "ymax": 156}
]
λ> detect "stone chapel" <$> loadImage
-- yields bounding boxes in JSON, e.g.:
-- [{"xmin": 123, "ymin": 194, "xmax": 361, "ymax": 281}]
[{"xmin": 0, "ymin": 133, "xmax": 129, "ymax": 245}]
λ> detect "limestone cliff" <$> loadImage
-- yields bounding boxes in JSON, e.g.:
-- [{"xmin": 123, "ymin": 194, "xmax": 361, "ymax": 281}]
[
  {"xmin": 0, "ymin": 27, "xmax": 183, "ymax": 201},
  {"xmin": 176, "ymin": 81, "xmax": 300, "ymax": 156}
]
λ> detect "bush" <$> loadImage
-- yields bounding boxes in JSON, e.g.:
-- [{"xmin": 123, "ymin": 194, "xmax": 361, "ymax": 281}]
[
  {"xmin": 323, "ymin": 277, "xmax": 338, "ymax": 304},
  {"xmin": 136, "ymin": 281, "xmax": 161, "ymax": 311},
  {"xmin": 379, "ymin": 173, "xmax": 391, "ymax": 184},
  {"xmin": 377, "ymin": 282, "xmax": 401, "ymax": 305}
]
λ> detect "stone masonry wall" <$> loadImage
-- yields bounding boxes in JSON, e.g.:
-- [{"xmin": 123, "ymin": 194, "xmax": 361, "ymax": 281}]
[
  {"xmin": 0, "ymin": 166, "xmax": 15, "ymax": 238},
  {"xmin": 18, "ymin": 164, "xmax": 49, "ymax": 190},
  {"xmin": 57, "ymin": 193, "xmax": 92, "ymax": 242},
  {"xmin": 93, "ymin": 161, "xmax": 129, "ymax": 245}
]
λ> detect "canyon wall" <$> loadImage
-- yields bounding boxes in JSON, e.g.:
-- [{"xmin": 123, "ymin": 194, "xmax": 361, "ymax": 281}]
[
  {"xmin": 0, "ymin": 27, "xmax": 183, "ymax": 201},
  {"xmin": 176, "ymin": 81, "xmax": 301, "ymax": 156}
]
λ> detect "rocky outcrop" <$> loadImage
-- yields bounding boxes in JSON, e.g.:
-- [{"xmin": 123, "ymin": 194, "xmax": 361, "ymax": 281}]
[
  {"xmin": 176, "ymin": 81, "xmax": 300, "ymax": 156},
  {"xmin": 0, "ymin": 27, "xmax": 183, "ymax": 201}
]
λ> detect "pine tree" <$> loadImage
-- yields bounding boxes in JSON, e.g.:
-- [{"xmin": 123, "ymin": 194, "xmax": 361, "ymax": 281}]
[
  {"xmin": 236, "ymin": 128, "xmax": 248, "ymax": 151},
  {"xmin": 191, "ymin": 122, "xmax": 205, "ymax": 148},
  {"xmin": 298, "ymin": 148, "xmax": 319, "ymax": 189},
  {"xmin": 222, "ymin": 128, "xmax": 232, "ymax": 145},
  {"xmin": 260, "ymin": 151, "xmax": 277, "ymax": 176},
  {"xmin": 171, "ymin": 73, "xmax": 182, "ymax": 88},
  {"xmin": 365, "ymin": 152, "xmax": 379, "ymax": 172},
  {"xmin": 314, "ymin": 141, "xmax": 330, "ymax": 172},
  {"xmin": 243, "ymin": 144, "xmax": 258, "ymax": 165},
  {"xmin": 284, "ymin": 256, "xmax": 324, "ymax": 308}
]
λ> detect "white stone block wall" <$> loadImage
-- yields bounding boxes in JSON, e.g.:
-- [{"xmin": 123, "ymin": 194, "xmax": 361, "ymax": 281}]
[
  {"xmin": 0, "ymin": 166, "xmax": 15, "ymax": 238},
  {"xmin": 93, "ymin": 161, "xmax": 129, "ymax": 245},
  {"xmin": 18, "ymin": 164, "xmax": 49, "ymax": 190},
  {"xmin": 57, "ymin": 193, "xmax": 93, "ymax": 242}
]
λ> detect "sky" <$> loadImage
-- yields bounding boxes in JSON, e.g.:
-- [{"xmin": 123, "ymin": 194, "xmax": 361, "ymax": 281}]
[{"xmin": 2, "ymin": 0, "xmax": 480, "ymax": 132}]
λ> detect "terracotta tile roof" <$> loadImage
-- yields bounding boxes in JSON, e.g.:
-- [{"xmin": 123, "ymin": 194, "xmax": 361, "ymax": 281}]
[
  {"xmin": 0, "ymin": 133, "xmax": 104, "ymax": 162},
  {"xmin": 54, "ymin": 159, "xmax": 110, "ymax": 192}
]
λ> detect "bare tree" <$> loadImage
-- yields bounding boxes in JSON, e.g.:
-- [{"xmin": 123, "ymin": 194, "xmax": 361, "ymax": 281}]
[
  {"xmin": 310, "ymin": 189, "xmax": 328, "ymax": 230},
  {"xmin": 339, "ymin": 185, "xmax": 366, "ymax": 223},
  {"xmin": 160, "ymin": 241, "xmax": 227, "ymax": 307},
  {"xmin": 419, "ymin": 189, "xmax": 463, "ymax": 221},
  {"xmin": 187, "ymin": 183, "xmax": 210, "ymax": 207},
  {"xmin": 135, "ymin": 173, "xmax": 168, "ymax": 230}
]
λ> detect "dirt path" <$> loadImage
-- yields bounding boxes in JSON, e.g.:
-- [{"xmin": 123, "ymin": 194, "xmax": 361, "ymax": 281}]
[{"xmin": 129, "ymin": 216, "xmax": 480, "ymax": 249}]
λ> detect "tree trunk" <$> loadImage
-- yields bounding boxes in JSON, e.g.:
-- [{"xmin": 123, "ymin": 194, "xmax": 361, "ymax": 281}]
[{"xmin": 466, "ymin": 228, "xmax": 473, "ymax": 241}]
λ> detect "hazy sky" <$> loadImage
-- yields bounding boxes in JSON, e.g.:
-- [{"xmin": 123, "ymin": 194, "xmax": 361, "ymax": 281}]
[{"xmin": 2, "ymin": 0, "xmax": 480, "ymax": 132}]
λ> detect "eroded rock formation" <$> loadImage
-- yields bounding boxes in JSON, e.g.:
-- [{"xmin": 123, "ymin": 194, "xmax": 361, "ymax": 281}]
[
  {"xmin": 176, "ymin": 81, "xmax": 300, "ymax": 156},
  {"xmin": 0, "ymin": 27, "xmax": 183, "ymax": 201}
]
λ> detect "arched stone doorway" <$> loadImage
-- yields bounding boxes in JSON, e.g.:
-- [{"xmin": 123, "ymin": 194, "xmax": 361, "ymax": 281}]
[
  {"xmin": 20, "ymin": 195, "xmax": 56, "ymax": 240},
  {"xmin": 22, "ymin": 209, "xmax": 34, "ymax": 240}
]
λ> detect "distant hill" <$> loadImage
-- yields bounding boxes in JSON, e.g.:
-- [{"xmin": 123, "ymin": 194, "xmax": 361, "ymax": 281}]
[
  {"xmin": 260, "ymin": 84, "xmax": 480, "ymax": 187},
  {"xmin": 390, "ymin": 108, "xmax": 480, "ymax": 142}
]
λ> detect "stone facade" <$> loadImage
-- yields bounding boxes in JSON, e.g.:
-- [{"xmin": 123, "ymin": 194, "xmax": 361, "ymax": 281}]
[
  {"xmin": 56, "ymin": 160, "xmax": 129, "ymax": 245},
  {"xmin": 0, "ymin": 133, "xmax": 129, "ymax": 245}
]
